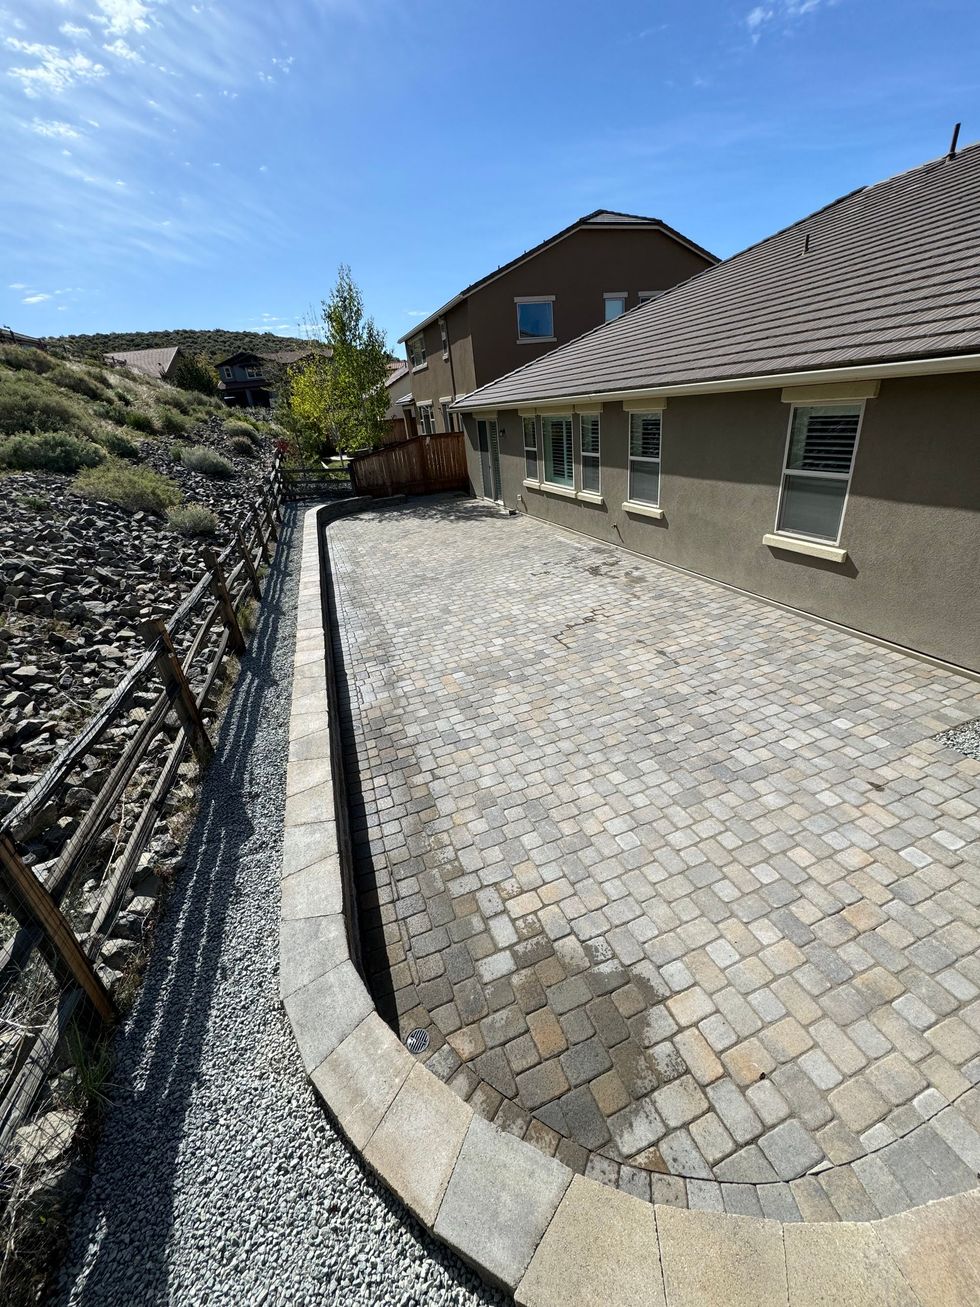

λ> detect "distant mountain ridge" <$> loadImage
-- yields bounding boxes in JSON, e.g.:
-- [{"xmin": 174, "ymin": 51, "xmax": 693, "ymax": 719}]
[{"xmin": 50, "ymin": 329, "xmax": 312, "ymax": 366}]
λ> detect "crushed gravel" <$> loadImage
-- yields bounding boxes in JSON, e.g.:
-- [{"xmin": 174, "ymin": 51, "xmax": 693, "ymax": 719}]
[
  {"xmin": 56, "ymin": 508, "xmax": 506, "ymax": 1307},
  {"xmin": 935, "ymin": 716, "xmax": 980, "ymax": 761}
]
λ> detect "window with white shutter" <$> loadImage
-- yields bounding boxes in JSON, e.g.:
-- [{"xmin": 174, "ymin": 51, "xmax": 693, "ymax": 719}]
[
  {"xmin": 542, "ymin": 414, "xmax": 573, "ymax": 487},
  {"xmin": 776, "ymin": 404, "xmax": 862, "ymax": 542},
  {"xmin": 628, "ymin": 412, "xmax": 661, "ymax": 505},
  {"xmin": 580, "ymin": 414, "xmax": 601, "ymax": 494},
  {"xmin": 523, "ymin": 416, "xmax": 538, "ymax": 481}
]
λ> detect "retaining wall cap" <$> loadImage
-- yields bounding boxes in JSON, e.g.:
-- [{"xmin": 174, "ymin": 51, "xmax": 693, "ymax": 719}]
[{"xmin": 277, "ymin": 500, "xmax": 980, "ymax": 1307}]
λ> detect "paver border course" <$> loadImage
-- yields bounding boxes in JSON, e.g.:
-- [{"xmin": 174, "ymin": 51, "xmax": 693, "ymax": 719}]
[{"xmin": 280, "ymin": 500, "xmax": 980, "ymax": 1305}]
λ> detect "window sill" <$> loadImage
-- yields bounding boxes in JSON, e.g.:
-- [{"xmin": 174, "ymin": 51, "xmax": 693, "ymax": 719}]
[
  {"xmin": 763, "ymin": 532, "xmax": 848, "ymax": 563},
  {"xmin": 622, "ymin": 501, "xmax": 664, "ymax": 520},
  {"xmin": 411, "ymin": 363, "xmax": 428, "ymax": 373},
  {"xmin": 576, "ymin": 490, "xmax": 604, "ymax": 505},
  {"xmin": 517, "ymin": 337, "xmax": 557, "ymax": 345},
  {"xmin": 525, "ymin": 479, "xmax": 577, "ymax": 499}
]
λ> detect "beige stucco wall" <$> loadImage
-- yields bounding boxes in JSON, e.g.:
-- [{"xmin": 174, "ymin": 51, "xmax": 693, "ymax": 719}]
[
  {"xmin": 404, "ymin": 301, "xmax": 475, "ymax": 429},
  {"xmin": 462, "ymin": 374, "xmax": 980, "ymax": 673}
]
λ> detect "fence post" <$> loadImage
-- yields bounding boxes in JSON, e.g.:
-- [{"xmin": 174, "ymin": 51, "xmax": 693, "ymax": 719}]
[
  {"xmin": 262, "ymin": 487, "xmax": 278, "ymax": 542},
  {"xmin": 139, "ymin": 619, "xmax": 214, "ymax": 766},
  {"xmin": 236, "ymin": 526, "xmax": 262, "ymax": 599},
  {"xmin": 202, "ymin": 547, "xmax": 246, "ymax": 655},
  {"xmin": 0, "ymin": 836, "xmax": 114, "ymax": 1023},
  {"xmin": 252, "ymin": 505, "xmax": 272, "ymax": 562}
]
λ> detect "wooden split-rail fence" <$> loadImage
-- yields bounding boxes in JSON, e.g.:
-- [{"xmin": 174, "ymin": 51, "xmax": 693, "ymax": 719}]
[{"xmin": 0, "ymin": 459, "xmax": 346, "ymax": 1155}]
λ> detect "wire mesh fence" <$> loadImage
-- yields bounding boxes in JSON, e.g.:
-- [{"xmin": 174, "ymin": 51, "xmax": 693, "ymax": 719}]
[{"xmin": 0, "ymin": 457, "xmax": 342, "ymax": 1298}]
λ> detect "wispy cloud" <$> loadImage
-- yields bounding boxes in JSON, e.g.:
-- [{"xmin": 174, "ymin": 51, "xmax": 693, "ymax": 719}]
[
  {"xmin": 5, "ymin": 38, "xmax": 108, "ymax": 97},
  {"xmin": 92, "ymin": 0, "xmax": 156, "ymax": 38},
  {"xmin": 23, "ymin": 292, "xmax": 51, "ymax": 303},
  {"xmin": 27, "ymin": 116, "xmax": 82, "ymax": 138},
  {"xmin": 745, "ymin": 1, "xmax": 830, "ymax": 42},
  {"xmin": 103, "ymin": 38, "xmax": 143, "ymax": 62}
]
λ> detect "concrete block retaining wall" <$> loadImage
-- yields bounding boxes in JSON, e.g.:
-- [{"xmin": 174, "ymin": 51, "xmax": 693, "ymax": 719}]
[{"xmin": 280, "ymin": 502, "xmax": 980, "ymax": 1306}]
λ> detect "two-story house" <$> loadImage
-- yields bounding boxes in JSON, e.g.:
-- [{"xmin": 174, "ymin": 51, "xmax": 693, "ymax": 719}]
[
  {"xmin": 216, "ymin": 347, "xmax": 325, "ymax": 408},
  {"xmin": 398, "ymin": 210, "xmax": 716, "ymax": 440}
]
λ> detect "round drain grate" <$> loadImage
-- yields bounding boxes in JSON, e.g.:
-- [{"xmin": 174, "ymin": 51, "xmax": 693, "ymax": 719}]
[{"xmin": 405, "ymin": 1027, "xmax": 429, "ymax": 1055}]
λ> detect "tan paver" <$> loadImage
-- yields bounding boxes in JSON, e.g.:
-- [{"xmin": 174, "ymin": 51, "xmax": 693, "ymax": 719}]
[
  {"xmin": 516, "ymin": 1175, "xmax": 666, "ymax": 1307},
  {"xmin": 874, "ymin": 1190, "xmax": 980, "ymax": 1307},
  {"xmin": 784, "ymin": 1220, "xmax": 920, "ymax": 1306},
  {"xmin": 656, "ymin": 1204, "xmax": 788, "ymax": 1307},
  {"xmin": 310, "ymin": 1011, "xmax": 415, "ymax": 1149}
]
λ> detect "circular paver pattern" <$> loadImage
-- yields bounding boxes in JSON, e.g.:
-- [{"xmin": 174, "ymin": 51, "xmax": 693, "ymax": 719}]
[{"xmin": 327, "ymin": 497, "xmax": 980, "ymax": 1221}]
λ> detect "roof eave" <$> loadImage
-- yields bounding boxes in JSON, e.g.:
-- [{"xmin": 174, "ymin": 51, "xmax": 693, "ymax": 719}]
[{"xmin": 451, "ymin": 351, "xmax": 980, "ymax": 412}]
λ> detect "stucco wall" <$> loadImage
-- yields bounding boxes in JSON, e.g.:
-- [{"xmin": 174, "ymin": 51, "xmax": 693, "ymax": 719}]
[
  {"xmin": 403, "ymin": 302, "xmax": 474, "ymax": 427},
  {"xmin": 462, "ymin": 374, "xmax": 980, "ymax": 673},
  {"xmin": 469, "ymin": 227, "xmax": 711, "ymax": 390}
]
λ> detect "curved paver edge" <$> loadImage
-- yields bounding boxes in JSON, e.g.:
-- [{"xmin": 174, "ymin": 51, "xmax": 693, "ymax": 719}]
[{"xmin": 280, "ymin": 501, "xmax": 980, "ymax": 1306}]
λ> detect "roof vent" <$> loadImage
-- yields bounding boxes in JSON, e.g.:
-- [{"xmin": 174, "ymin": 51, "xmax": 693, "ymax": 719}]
[
  {"xmin": 802, "ymin": 232, "xmax": 811, "ymax": 255},
  {"xmin": 948, "ymin": 122, "xmax": 961, "ymax": 159}
]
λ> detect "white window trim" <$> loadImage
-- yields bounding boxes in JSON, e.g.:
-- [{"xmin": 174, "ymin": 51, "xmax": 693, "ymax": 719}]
[
  {"xmin": 603, "ymin": 292, "xmax": 628, "ymax": 321},
  {"xmin": 515, "ymin": 295, "xmax": 556, "ymax": 344},
  {"xmin": 540, "ymin": 413, "xmax": 575, "ymax": 491},
  {"xmin": 627, "ymin": 411, "xmax": 663, "ymax": 509},
  {"xmin": 438, "ymin": 319, "xmax": 449, "ymax": 360},
  {"xmin": 770, "ymin": 400, "xmax": 866, "ymax": 549},
  {"xmin": 578, "ymin": 412, "xmax": 601, "ymax": 498},
  {"xmin": 416, "ymin": 402, "xmax": 435, "ymax": 435},
  {"xmin": 637, "ymin": 291, "xmax": 657, "ymax": 304},
  {"xmin": 523, "ymin": 415, "xmax": 538, "ymax": 483},
  {"xmin": 221, "ymin": 366, "xmax": 233, "ymax": 379},
  {"xmin": 408, "ymin": 333, "xmax": 427, "ymax": 371}
]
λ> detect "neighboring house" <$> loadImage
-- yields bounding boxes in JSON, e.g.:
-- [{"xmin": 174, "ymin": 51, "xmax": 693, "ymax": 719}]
[
  {"xmin": 381, "ymin": 360, "xmax": 414, "ymax": 444},
  {"xmin": 399, "ymin": 210, "xmax": 716, "ymax": 437},
  {"xmin": 454, "ymin": 145, "xmax": 980, "ymax": 676},
  {"xmin": 1, "ymin": 326, "xmax": 48, "ymax": 351},
  {"xmin": 104, "ymin": 345, "xmax": 183, "ymax": 381},
  {"xmin": 216, "ymin": 347, "xmax": 325, "ymax": 408}
]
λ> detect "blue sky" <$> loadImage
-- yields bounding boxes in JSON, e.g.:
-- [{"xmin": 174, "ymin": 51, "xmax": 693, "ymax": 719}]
[{"xmin": 2, "ymin": 1, "xmax": 978, "ymax": 349}]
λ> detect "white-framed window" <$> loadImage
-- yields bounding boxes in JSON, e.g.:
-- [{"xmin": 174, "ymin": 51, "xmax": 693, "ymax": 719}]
[
  {"xmin": 580, "ymin": 413, "xmax": 600, "ymax": 493},
  {"xmin": 628, "ymin": 412, "xmax": 662, "ymax": 506},
  {"xmin": 439, "ymin": 319, "xmax": 449, "ymax": 358},
  {"xmin": 440, "ymin": 401, "xmax": 452, "ymax": 432},
  {"xmin": 604, "ymin": 294, "xmax": 627, "ymax": 322},
  {"xmin": 408, "ymin": 334, "xmax": 427, "ymax": 369},
  {"xmin": 221, "ymin": 366, "xmax": 233, "ymax": 379},
  {"xmin": 542, "ymin": 414, "xmax": 573, "ymax": 487},
  {"xmin": 523, "ymin": 415, "xmax": 538, "ymax": 481},
  {"xmin": 245, "ymin": 365, "xmax": 260, "ymax": 378},
  {"xmin": 515, "ymin": 297, "xmax": 555, "ymax": 341},
  {"xmin": 637, "ymin": 291, "xmax": 657, "ymax": 304},
  {"xmin": 775, "ymin": 403, "xmax": 862, "ymax": 543},
  {"xmin": 416, "ymin": 403, "xmax": 434, "ymax": 435}
]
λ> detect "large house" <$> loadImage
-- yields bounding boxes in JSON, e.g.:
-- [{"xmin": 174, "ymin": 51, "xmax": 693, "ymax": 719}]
[
  {"xmin": 400, "ymin": 211, "xmax": 716, "ymax": 437},
  {"xmin": 216, "ymin": 346, "xmax": 324, "ymax": 407},
  {"xmin": 454, "ymin": 145, "xmax": 980, "ymax": 676}
]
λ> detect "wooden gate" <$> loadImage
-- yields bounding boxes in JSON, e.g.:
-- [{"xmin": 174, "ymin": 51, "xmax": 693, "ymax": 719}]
[{"xmin": 349, "ymin": 432, "xmax": 468, "ymax": 497}]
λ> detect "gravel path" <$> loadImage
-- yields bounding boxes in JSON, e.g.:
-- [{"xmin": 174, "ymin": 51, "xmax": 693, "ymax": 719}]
[{"xmin": 56, "ymin": 508, "xmax": 506, "ymax": 1307}]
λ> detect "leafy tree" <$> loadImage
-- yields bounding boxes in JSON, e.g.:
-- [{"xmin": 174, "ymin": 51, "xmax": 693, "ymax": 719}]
[
  {"xmin": 169, "ymin": 352, "xmax": 219, "ymax": 396},
  {"xmin": 285, "ymin": 265, "xmax": 390, "ymax": 458}
]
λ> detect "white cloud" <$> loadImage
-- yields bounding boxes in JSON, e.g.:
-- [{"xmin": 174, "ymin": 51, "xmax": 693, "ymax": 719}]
[
  {"xmin": 5, "ymin": 39, "xmax": 107, "ymax": 97},
  {"xmin": 746, "ymin": 0, "xmax": 827, "ymax": 40},
  {"xmin": 103, "ymin": 37, "xmax": 143, "ymax": 62},
  {"xmin": 8, "ymin": 282, "xmax": 28, "ymax": 289},
  {"xmin": 59, "ymin": 23, "xmax": 92, "ymax": 39},
  {"xmin": 92, "ymin": 0, "xmax": 154, "ymax": 37},
  {"xmin": 28, "ymin": 117, "xmax": 81, "ymax": 138},
  {"xmin": 23, "ymin": 293, "xmax": 51, "ymax": 303}
]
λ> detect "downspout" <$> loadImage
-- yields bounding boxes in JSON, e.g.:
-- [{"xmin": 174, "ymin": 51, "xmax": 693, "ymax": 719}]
[{"xmin": 442, "ymin": 317, "xmax": 459, "ymax": 429}]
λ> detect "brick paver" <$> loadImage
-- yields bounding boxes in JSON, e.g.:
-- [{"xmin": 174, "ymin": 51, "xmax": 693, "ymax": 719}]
[{"xmin": 329, "ymin": 499, "xmax": 980, "ymax": 1216}]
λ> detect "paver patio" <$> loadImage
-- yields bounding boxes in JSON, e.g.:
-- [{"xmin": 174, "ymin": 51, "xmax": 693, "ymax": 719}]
[{"xmin": 328, "ymin": 498, "xmax": 980, "ymax": 1221}]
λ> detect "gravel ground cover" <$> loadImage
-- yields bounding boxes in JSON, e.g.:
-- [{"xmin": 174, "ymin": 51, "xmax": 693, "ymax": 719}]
[
  {"xmin": 55, "ymin": 507, "xmax": 504, "ymax": 1307},
  {"xmin": 937, "ymin": 717, "xmax": 980, "ymax": 761}
]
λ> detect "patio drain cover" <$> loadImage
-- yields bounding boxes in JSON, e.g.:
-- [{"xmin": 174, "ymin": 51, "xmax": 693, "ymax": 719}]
[{"xmin": 405, "ymin": 1028, "xmax": 429, "ymax": 1055}]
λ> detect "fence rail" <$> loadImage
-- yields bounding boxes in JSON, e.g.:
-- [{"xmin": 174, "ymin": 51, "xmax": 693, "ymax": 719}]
[
  {"xmin": 349, "ymin": 432, "xmax": 468, "ymax": 497},
  {"xmin": 0, "ymin": 457, "xmax": 312, "ymax": 1157}
]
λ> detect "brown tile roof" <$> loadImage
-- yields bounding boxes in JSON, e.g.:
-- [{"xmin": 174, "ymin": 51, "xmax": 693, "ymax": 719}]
[
  {"xmin": 456, "ymin": 145, "xmax": 980, "ymax": 409},
  {"xmin": 104, "ymin": 346, "xmax": 180, "ymax": 379},
  {"xmin": 400, "ymin": 210, "xmax": 717, "ymax": 342}
]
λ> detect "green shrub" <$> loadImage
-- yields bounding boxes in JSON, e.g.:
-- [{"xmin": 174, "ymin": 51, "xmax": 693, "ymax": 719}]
[
  {"xmin": 74, "ymin": 459, "xmax": 181, "ymax": 515},
  {"xmin": 0, "ymin": 344, "xmax": 58, "ymax": 374},
  {"xmin": 157, "ymin": 389, "xmax": 192, "ymax": 414},
  {"xmin": 228, "ymin": 436, "xmax": 257, "ymax": 458},
  {"xmin": 0, "ymin": 431, "xmax": 104, "ymax": 473},
  {"xmin": 157, "ymin": 409, "xmax": 189, "ymax": 435},
  {"xmin": 180, "ymin": 445, "xmax": 235, "ymax": 479},
  {"xmin": 99, "ymin": 430, "xmax": 140, "ymax": 459},
  {"xmin": 47, "ymin": 364, "xmax": 110, "ymax": 401},
  {"xmin": 0, "ymin": 373, "xmax": 92, "ymax": 437},
  {"xmin": 123, "ymin": 410, "xmax": 156, "ymax": 435},
  {"xmin": 166, "ymin": 504, "xmax": 219, "ymax": 537},
  {"xmin": 223, "ymin": 419, "xmax": 258, "ymax": 441}
]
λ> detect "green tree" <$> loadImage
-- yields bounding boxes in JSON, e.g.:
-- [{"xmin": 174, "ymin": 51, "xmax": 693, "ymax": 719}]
[
  {"xmin": 286, "ymin": 265, "xmax": 390, "ymax": 458},
  {"xmin": 169, "ymin": 352, "xmax": 219, "ymax": 395}
]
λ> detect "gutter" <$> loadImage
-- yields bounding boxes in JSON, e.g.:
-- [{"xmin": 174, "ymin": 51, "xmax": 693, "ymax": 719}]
[{"xmin": 451, "ymin": 351, "xmax": 980, "ymax": 413}]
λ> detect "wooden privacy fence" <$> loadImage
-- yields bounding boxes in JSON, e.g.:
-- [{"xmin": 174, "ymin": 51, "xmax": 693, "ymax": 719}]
[
  {"xmin": 349, "ymin": 432, "xmax": 468, "ymax": 497},
  {"xmin": 0, "ymin": 457, "xmax": 314, "ymax": 1155}
]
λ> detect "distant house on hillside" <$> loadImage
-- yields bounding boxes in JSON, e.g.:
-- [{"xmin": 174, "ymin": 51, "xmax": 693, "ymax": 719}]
[
  {"xmin": 215, "ymin": 346, "xmax": 327, "ymax": 408},
  {"xmin": 104, "ymin": 345, "xmax": 184, "ymax": 382},
  {"xmin": 399, "ymin": 209, "xmax": 717, "ymax": 438}
]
